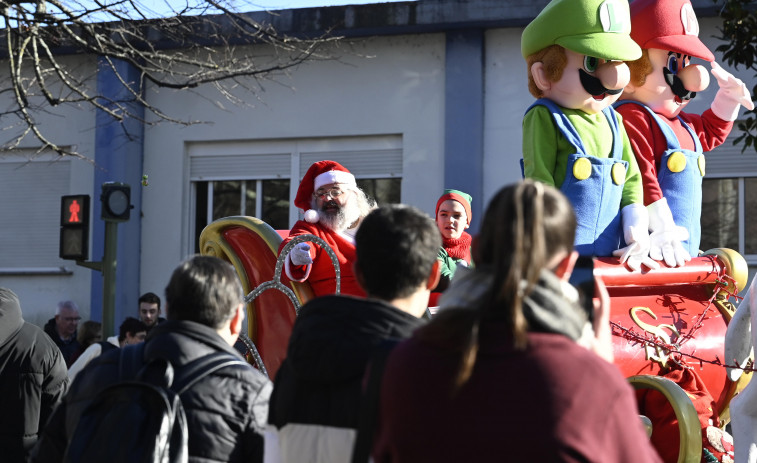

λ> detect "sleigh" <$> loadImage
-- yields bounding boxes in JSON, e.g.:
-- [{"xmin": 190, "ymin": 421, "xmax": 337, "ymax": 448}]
[
  {"xmin": 200, "ymin": 215, "xmax": 349, "ymax": 380},
  {"xmin": 199, "ymin": 216, "xmax": 315, "ymax": 380},
  {"xmin": 600, "ymin": 248, "xmax": 750, "ymax": 462}
]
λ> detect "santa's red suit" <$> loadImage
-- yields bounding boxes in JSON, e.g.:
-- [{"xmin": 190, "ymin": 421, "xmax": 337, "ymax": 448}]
[{"xmin": 279, "ymin": 221, "xmax": 365, "ymax": 298}]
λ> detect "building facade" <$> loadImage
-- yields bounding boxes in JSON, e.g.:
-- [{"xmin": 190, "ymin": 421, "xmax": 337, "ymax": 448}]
[{"xmin": 0, "ymin": 0, "xmax": 754, "ymax": 329}]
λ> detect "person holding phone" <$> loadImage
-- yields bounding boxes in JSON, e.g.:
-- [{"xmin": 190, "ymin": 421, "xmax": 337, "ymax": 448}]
[{"xmin": 371, "ymin": 180, "xmax": 659, "ymax": 462}]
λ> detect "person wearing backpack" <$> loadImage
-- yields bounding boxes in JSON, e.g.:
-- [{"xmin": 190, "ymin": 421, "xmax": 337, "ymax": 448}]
[{"xmin": 30, "ymin": 255, "xmax": 273, "ymax": 463}]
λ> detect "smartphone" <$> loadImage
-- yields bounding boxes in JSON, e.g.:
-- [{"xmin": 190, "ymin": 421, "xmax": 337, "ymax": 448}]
[{"xmin": 569, "ymin": 255, "xmax": 595, "ymax": 322}]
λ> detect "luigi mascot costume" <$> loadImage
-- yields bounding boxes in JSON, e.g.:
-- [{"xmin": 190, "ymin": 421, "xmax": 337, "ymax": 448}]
[{"xmin": 521, "ymin": 0, "xmax": 657, "ymax": 271}]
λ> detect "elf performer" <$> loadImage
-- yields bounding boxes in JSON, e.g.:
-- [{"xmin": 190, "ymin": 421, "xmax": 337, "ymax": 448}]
[
  {"xmin": 615, "ymin": 0, "xmax": 754, "ymax": 267},
  {"xmin": 521, "ymin": 0, "xmax": 656, "ymax": 271}
]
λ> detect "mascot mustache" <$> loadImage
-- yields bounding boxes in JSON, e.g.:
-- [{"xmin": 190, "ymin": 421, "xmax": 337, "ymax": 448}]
[
  {"xmin": 579, "ymin": 70, "xmax": 623, "ymax": 98},
  {"xmin": 663, "ymin": 67, "xmax": 696, "ymax": 101}
]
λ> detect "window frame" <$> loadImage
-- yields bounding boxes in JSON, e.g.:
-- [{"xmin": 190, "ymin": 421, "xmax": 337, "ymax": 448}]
[{"xmin": 186, "ymin": 135, "xmax": 403, "ymax": 255}]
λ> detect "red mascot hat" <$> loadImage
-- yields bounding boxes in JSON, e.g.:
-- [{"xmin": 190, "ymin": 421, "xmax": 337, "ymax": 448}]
[
  {"xmin": 295, "ymin": 160, "xmax": 356, "ymax": 223},
  {"xmin": 630, "ymin": 0, "xmax": 714, "ymax": 62}
]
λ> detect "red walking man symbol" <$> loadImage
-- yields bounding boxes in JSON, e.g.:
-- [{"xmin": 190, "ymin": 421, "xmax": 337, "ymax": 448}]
[{"xmin": 69, "ymin": 200, "xmax": 81, "ymax": 223}]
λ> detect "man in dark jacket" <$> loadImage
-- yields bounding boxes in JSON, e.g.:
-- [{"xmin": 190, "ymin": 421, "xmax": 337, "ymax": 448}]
[
  {"xmin": 268, "ymin": 204, "xmax": 442, "ymax": 462},
  {"xmin": 42, "ymin": 300, "xmax": 82, "ymax": 367},
  {"xmin": 31, "ymin": 256, "xmax": 272, "ymax": 463},
  {"xmin": 0, "ymin": 288, "xmax": 68, "ymax": 462}
]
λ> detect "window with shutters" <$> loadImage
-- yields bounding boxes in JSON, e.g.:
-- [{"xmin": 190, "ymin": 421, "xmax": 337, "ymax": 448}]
[
  {"xmin": 699, "ymin": 136, "xmax": 757, "ymax": 265},
  {"xmin": 0, "ymin": 151, "xmax": 75, "ymax": 272},
  {"xmin": 188, "ymin": 136, "xmax": 403, "ymax": 253}
]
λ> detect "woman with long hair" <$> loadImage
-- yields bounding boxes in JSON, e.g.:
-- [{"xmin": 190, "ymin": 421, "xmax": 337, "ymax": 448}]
[{"xmin": 370, "ymin": 180, "xmax": 660, "ymax": 462}]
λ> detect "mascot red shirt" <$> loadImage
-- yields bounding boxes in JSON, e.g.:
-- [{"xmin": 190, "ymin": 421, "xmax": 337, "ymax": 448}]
[{"xmin": 615, "ymin": 0, "xmax": 754, "ymax": 267}]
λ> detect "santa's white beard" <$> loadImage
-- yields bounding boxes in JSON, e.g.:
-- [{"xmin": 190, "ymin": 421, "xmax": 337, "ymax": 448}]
[{"xmin": 319, "ymin": 195, "xmax": 361, "ymax": 232}]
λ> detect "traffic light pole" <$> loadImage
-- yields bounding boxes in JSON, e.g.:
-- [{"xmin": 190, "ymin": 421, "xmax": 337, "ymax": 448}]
[
  {"xmin": 101, "ymin": 221, "xmax": 119, "ymax": 338},
  {"xmin": 60, "ymin": 183, "xmax": 131, "ymax": 337},
  {"xmin": 72, "ymin": 221, "xmax": 118, "ymax": 337}
]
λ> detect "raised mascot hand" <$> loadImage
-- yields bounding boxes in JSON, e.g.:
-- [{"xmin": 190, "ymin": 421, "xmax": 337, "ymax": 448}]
[{"xmin": 710, "ymin": 61, "xmax": 755, "ymax": 122}]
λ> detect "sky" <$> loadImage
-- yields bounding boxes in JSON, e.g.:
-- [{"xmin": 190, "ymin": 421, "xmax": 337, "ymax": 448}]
[{"xmin": 245, "ymin": 0, "xmax": 412, "ymax": 9}]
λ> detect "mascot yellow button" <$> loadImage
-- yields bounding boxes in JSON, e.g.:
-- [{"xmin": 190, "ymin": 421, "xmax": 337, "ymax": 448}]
[
  {"xmin": 573, "ymin": 157, "xmax": 592, "ymax": 180},
  {"xmin": 698, "ymin": 154, "xmax": 705, "ymax": 176},
  {"xmin": 611, "ymin": 163, "xmax": 626, "ymax": 185},
  {"xmin": 667, "ymin": 152, "xmax": 686, "ymax": 173}
]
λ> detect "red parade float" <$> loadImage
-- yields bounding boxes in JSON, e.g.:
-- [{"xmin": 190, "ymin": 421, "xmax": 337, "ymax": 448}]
[{"xmin": 200, "ymin": 216, "xmax": 750, "ymax": 463}]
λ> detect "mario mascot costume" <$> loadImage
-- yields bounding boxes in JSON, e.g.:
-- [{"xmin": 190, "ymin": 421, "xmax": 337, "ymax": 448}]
[
  {"xmin": 521, "ymin": 0, "xmax": 657, "ymax": 271},
  {"xmin": 615, "ymin": 0, "xmax": 754, "ymax": 267}
]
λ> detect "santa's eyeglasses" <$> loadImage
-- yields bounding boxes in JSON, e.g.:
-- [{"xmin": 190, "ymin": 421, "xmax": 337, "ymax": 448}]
[{"xmin": 313, "ymin": 187, "xmax": 347, "ymax": 200}]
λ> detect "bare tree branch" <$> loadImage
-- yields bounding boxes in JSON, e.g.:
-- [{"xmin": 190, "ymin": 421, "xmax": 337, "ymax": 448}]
[{"xmin": 0, "ymin": 0, "xmax": 341, "ymax": 158}]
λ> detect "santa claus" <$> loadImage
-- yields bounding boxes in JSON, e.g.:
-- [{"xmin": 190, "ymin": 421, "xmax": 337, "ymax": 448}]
[{"xmin": 279, "ymin": 160, "xmax": 376, "ymax": 298}]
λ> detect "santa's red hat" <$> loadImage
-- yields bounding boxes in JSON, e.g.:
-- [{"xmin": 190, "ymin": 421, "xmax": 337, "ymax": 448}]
[
  {"xmin": 295, "ymin": 160, "xmax": 356, "ymax": 223},
  {"xmin": 630, "ymin": 0, "xmax": 714, "ymax": 62}
]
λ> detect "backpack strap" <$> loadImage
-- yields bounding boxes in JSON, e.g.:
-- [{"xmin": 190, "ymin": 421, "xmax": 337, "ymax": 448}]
[
  {"xmin": 171, "ymin": 352, "xmax": 247, "ymax": 395},
  {"xmin": 118, "ymin": 342, "xmax": 147, "ymax": 381},
  {"xmin": 118, "ymin": 343, "xmax": 247, "ymax": 393}
]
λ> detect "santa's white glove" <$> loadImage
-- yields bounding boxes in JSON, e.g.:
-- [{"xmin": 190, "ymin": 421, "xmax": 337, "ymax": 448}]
[
  {"xmin": 711, "ymin": 61, "xmax": 755, "ymax": 122},
  {"xmin": 289, "ymin": 243, "xmax": 313, "ymax": 266},
  {"xmin": 612, "ymin": 203, "xmax": 660, "ymax": 271},
  {"xmin": 647, "ymin": 197, "xmax": 691, "ymax": 267}
]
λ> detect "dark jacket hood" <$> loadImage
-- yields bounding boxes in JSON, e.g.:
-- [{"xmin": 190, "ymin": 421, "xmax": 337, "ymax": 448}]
[{"xmin": 285, "ymin": 295, "xmax": 423, "ymax": 383}]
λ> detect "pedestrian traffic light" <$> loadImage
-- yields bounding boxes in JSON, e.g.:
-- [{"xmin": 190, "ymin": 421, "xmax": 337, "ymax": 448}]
[
  {"xmin": 60, "ymin": 195, "xmax": 90, "ymax": 260},
  {"xmin": 101, "ymin": 182, "xmax": 132, "ymax": 221}
]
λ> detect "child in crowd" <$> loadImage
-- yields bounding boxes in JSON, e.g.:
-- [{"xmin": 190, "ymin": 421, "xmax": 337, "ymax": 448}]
[{"xmin": 432, "ymin": 189, "xmax": 473, "ymax": 296}]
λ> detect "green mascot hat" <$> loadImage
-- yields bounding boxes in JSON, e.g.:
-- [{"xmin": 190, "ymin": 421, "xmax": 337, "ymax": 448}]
[{"xmin": 521, "ymin": 0, "xmax": 641, "ymax": 61}]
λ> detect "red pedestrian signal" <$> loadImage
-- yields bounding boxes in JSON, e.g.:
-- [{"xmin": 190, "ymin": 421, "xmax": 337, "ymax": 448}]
[
  {"xmin": 63, "ymin": 197, "xmax": 83, "ymax": 224},
  {"xmin": 60, "ymin": 195, "xmax": 90, "ymax": 260}
]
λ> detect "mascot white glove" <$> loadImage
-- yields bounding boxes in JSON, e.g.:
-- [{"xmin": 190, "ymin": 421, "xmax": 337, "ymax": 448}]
[
  {"xmin": 613, "ymin": 203, "xmax": 659, "ymax": 271},
  {"xmin": 647, "ymin": 197, "xmax": 691, "ymax": 267},
  {"xmin": 289, "ymin": 242, "xmax": 313, "ymax": 266},
  {"xmin": 711, "ymin": 62, "xmax": 755, "ymax": 122}
]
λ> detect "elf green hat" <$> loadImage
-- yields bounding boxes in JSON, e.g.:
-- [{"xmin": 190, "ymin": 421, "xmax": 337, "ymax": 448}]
[{"xmin": 521, "ymin": 0, "xmax": 641, "ymax": 61}]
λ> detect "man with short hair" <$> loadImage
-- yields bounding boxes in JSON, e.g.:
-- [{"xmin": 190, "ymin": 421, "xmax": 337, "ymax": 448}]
[
  {"xmin": 279, "ymin": 160, "xmax": 377, "ymax": 298},
  {"xmin": 67, "ymin": 317, "xmax": 148, "ymax": 381},
  {"xmin": 268, "ymin": 204, "xmax": 441, "ymax": 462},
  {"xmin": 31, "ymin": 256, "xmax": 272, "ymax": 463},
  {"xmin": 137, "ymin": 291, "xmax": 164, "ymax": 330},
  {"xmin": 43, "ymin": 300, "xmax": 82, "ymax": 367},
  {"xmin": 0, "ymin": 288, "xmax": 68, "ymax": 462}
]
